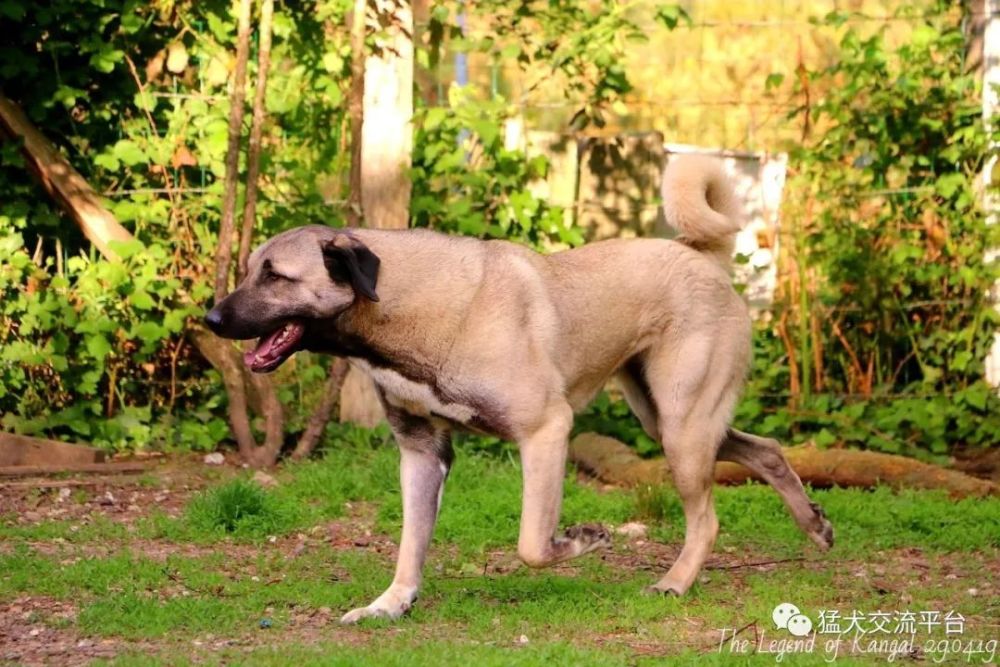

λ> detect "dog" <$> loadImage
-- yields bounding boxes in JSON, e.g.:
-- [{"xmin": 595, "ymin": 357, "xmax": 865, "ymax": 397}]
[{"xmin": 204, "ymin": 155, "xmax": 833, "ymax": 624}]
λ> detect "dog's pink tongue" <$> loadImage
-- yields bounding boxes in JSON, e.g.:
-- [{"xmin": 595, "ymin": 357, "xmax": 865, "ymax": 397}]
[{"xmin": 244, "ymin": 329, "xmax": 282, "ymax": 367}]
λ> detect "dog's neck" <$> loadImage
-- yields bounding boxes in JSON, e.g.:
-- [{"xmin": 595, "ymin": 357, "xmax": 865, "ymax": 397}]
[
  {"xmin": 307, "ymin": 298, "xmax": 447, "ymax": 383},
  {"xmin": 306, "ymin": 227, "xmax": 484, "ymax": 393}
]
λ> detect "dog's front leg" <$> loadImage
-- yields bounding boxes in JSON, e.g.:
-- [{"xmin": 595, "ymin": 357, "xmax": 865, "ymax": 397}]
[
  {"xmin": 516, "ymin": 403, "xmax": 611, "ymax": 567},
  {"xmin": 341, "ymin": 419, "xmax": 452, "ymax": 624}
]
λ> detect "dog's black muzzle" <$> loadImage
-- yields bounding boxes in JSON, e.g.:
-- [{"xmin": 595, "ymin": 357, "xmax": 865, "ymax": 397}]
[
  {"xmin": 203, "ymin": 290, "xmax": 276, "ymax": 340},
  {"xmin": 203, "ymin": 307, "xmax": 225, "ymax": 334}
]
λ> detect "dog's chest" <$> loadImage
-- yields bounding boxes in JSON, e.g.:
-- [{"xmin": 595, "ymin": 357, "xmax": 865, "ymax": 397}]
[{"xmin": 351, "ymin": 360, "xmax": 476, "ymax": 424}]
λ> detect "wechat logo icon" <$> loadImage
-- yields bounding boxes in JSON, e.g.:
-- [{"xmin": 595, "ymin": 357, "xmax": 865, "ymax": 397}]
[{"xmin": 773, "ymin": 602, "xmax": 813, "ymax": 637}]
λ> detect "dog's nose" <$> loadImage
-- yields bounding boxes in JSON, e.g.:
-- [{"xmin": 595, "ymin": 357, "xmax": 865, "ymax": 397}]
[{"xmin": 204, "ymin": 308, "xmax": 224, "ymax": 333}]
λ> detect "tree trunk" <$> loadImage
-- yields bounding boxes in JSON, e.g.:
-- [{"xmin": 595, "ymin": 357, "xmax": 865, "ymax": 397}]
[
  {"xmin": 0, "ymin": 95, "xmax": 133, "ymax": 260},
  {"xmin": 345, "ymin": 0, "xmax": 366, "ymax": 228},
  {"xmin": 964, "ymin": 0, "xmax": 987, "ymax": 77},
  {"xmin": 188, "ymin": 323, "xmax": 262, "ymax": 460},
  {"xmin": 290, "ymin": 358, "xmax": 350, "ymax": 460},
  {"xmin": 339, "ymin": 0, "xmax": 414, "ymax": 428},
  {"xmin": 360, "ymin": 0, "xmax": 413, "ymax": 230},
  {"xmin": 206, "ymin": 0, "xmax": 289, "ymax": 468}
]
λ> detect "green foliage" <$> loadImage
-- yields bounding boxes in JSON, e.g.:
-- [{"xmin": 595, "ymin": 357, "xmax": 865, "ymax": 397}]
[
  {"xmin": 186, "ymin": 479, "xmax": 298, "ymax": 537},
  {"xmin": 411, "ymin": 91, "xmax": 582, "ymax": 248},
  {"xmin": 0, "ymin": 0, "xmax": 353, "ymax": 452},
  {"xmin": 1, "ymin": 0, "xmax": 995, "ymax": 461},
  {"xmin": 573, "ymin": 392, "xmax": 658, "ymax": 456},
  {"xmin": 569, "ymin": 5, "xmax": 999, "ymax": 460},
  {"xmin": 412, "ymin": 0, "xmax": 690, "ymax": 246},
  {"xmin": 739, "ymin": 4, "xmax": 1000, "ymax": 457},
  {"xmin": 0, "ymin": 230, "xmax": 223, "ymax": 451},
  {"xmin": 430, "ymin": 1, "xmax": 689, "ymax": 129},
  {"xmin": 2, "ymin": 0, "xmax": 649, "ymax": 453}
]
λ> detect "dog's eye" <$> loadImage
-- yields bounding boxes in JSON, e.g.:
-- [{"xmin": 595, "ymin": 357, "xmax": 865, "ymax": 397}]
[
  {"xmin": 260, "ymin": 261, "xmax": 294, "ymax": 283},
  {"xmin": 265, "ymin": 270, "xmax": 292, "ymax": 283}
]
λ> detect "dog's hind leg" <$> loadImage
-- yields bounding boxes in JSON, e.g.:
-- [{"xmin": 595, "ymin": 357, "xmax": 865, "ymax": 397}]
[
  {"xmin": 516, "ymin": 402, "xmax": 612, "ymax": 568},
  {"xmin": 717, "ymin": 429, "xmax": 834, "ymax": 550},
  {"xmin": 341, "ymin": 410, "xmax": 452, "ymax": 624},
  {"xmin": 643, "ymin": 334, "xmax": 737, "ymax": 596}
]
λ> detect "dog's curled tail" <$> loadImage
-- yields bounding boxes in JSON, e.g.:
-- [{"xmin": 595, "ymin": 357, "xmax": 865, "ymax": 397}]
[{"xmin": 661, "ymin": 154, "xmax": 744, "ymax": 266}]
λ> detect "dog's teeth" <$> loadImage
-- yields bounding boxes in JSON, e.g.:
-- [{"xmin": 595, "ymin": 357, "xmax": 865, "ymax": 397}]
[{"xmin": 274, "ymin": 323, "xmax": 296, "ymax": 345}]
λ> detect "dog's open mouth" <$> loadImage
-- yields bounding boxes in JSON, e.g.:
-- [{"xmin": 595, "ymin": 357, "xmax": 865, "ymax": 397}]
[{"xmin": 244, "ymin": 321, "xmax": 305, "ymax": 373}]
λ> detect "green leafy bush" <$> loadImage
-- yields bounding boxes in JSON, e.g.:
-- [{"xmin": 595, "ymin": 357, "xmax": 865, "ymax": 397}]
[
  {"xmin": 738, "ymin": 5, "xmax": 1000, "ymax": 457},
  {"xmin": 0, "ymin": 1, "xmax": 351, "ymax": 452},
  {"xmin": 573, "ymin": 392, "xmax": 657, "ymax": 457},
  {"xmin": 0, "ymin": 229, "xmax": 224, "ymax": 451},
  {"xmin": 574, "ymin": 6, "xmax": 1000, "ymax": 460},
  {"xmin": 411, "ymin": 91, "xmax": 582, "ymax": 249}
]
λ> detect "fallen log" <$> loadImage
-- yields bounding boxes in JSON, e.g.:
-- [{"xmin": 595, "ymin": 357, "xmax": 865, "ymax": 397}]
[
  {"xmin": 0, "ymin": 475, "xmax": 150, "ymax": 490},
  {"xmin": 569, "ymin": 432, "xmax": 999, "ymax": 499},
  {"xmin": 0, "ymin": 432, "xmax": 106, "ymax": 467},
  {"xmin": 0, "ymin": 461, "xmax": 151, "ymax": 478}
]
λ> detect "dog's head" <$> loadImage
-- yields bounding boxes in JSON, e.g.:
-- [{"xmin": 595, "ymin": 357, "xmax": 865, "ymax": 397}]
[{"xmin": 203, "ymin": 225, "xmax": 380, "ymax": 373}]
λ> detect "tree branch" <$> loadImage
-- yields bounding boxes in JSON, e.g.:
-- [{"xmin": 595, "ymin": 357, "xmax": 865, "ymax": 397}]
[
  {"xmin": 291, "ymin": 359, "xmax": 350, "ymax": 460},
  {"xmin": 213, "ymin": 0, "xmax": 253, "ymax": 301},
  {"xmin": 236, "ymin": 0, "xmax": 274, "ymax": 283},
  {"xmin": 188, "ymin": 323, "xmax": 259, "ymax": 460},
  {"xmin": 0, "ymin": 95, "xmax": 133, "ymax": 260}
]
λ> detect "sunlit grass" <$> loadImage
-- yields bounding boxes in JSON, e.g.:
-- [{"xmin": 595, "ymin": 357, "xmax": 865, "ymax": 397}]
[{"xmin": 2, "ymin": 436, "xmax": 997, "ymax": 665}]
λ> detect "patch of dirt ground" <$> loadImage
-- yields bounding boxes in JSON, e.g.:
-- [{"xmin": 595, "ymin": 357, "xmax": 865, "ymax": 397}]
[
  {"xmin": 0, "ymin": 456, "xmax": 224, "ymax": 525},
  {"xmin": 0, "ymin": 596, "xmax": 150, "ymax": 667}
]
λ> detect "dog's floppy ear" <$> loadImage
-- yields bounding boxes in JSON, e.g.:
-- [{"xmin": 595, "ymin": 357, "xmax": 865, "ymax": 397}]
[{"xmin": 321, "ymin": 235, "xmax": 381, "ymax": 302}]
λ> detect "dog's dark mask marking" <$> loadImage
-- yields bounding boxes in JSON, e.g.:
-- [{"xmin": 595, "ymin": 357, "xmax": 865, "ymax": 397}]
[{"xmin": 322, "ymin": 236, "xmax": 380, "ymax": 302}]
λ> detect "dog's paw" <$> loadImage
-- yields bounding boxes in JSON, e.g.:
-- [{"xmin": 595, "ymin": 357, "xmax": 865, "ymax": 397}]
[
  {"xmin": 340, "ymin": 585, "xmax": 417, "ymax": 625},
  {"xmin": 340, "ymin": 605, "xmax": 390, "ymax": 625},
  {"xmin": 563, "ymin": 523, "xmax": 612, "ymax": 555},
  {"xmin": 643, "ymin": 578, "xmax": 688, "ymax": 596},
  {"xmin": 807, "ymin": 502, "xmax": 834, "ymax": 551}
]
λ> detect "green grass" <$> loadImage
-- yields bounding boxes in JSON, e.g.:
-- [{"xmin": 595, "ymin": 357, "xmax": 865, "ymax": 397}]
[
  {"xmin": 100, "ymin": 640, "xmax": 638, "ymax": 667},
  {"xmin": 185, "ymin": 478, "xmax": 301, "ymax": 537},
  {"xmin": 0, "ymin": 513, "xmax": 132, "ymax": 542},
  {"xmin": 98, "ymin": 642, "xmax": 902, "ymax": 667},
  {"xmin": 2, "ymin": 439, "xmax": 998, "ymax": 665},
  {"xmin": 147, "ymin": 443, "xmax": 1000, "ymax": 555}
]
